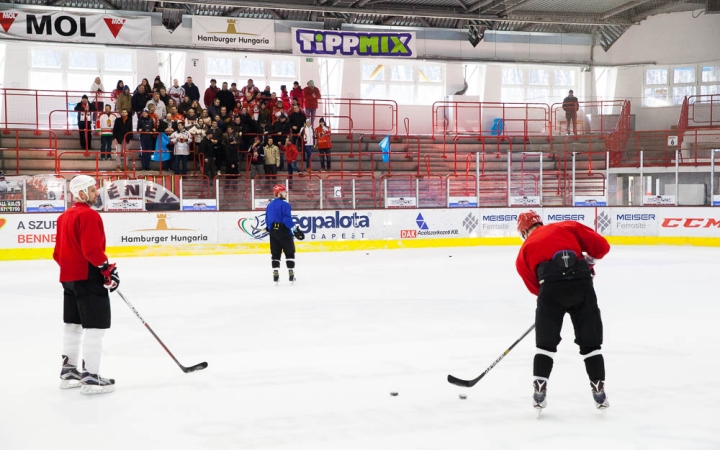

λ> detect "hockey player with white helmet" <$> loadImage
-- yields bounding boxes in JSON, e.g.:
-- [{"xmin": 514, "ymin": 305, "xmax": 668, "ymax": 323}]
[{"xmin": 53, "ymin": 175, "xmax": 119, "ymax": 394}]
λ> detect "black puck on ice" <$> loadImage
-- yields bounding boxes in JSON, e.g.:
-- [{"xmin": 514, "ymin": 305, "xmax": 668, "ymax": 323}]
[
  {"xmin": 459, "ymin": 394, "xmax": 467, "ymax": 400},
  {"xmin": 390, "ymin": 392, "xmax": 398, "ymax": 396}
]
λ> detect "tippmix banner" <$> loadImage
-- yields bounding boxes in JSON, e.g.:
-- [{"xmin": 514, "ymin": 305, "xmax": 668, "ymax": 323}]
[
  {"xmin": 291, "ymin": 28, "xmax": 416, "ymax": 58},
  {"xmin": 0, "ymin": 10, "xmax": 151, "ymax": 45},
  {"xmin": 192, "ymin": 17, "xmax": 275, "ymax": 50}
]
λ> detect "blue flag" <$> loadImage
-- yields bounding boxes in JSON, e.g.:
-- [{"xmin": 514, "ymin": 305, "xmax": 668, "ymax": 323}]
[
  {"xmin": 152, "ymin": 133, "xmax": 172, "ymax": 162},
  {"xmin": 379, "ymin": 135, "xmax": 390, "ymax": 163}
]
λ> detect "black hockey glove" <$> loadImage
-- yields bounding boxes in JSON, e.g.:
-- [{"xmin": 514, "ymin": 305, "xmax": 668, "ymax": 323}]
[
  {"xmin": 99, "ymin": 262, "xmax": 120, "ymax": 292},
  {"xmin": 293, "ymin": 227, "xmax": 305, "ymax": 241}
]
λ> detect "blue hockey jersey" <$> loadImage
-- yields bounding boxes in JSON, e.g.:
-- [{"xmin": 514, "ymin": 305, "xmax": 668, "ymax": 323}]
[{"xmin": 265, "ymin": 198, "xmax": 295, "ymax": 234}]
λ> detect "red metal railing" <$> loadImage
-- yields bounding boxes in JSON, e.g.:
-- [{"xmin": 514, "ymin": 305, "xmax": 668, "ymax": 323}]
[
  {"xmin": 1, "ymin": 88, "xmax": 115, "ymax": 132},
  {"xmin": 0, "ymin": 129, "xmax": 58, "ymax": 174},
  {"xmin": 318, "ymin": 97, "xmax": 398, "ymax": 137},
  {"xmin": 550, "ymin": 100, "xmax": 626, "ymax": 135},
  {"xmin": 431, "ymin": 101, "xmax": 551, "ymax": 141},
  {"xmin": 684, "ymin": 94, "xmax": 720, "ymax": 128}
]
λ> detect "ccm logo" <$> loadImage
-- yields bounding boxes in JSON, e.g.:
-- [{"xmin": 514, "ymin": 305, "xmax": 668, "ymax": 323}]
[
  {"xmin": 400, "ymin": 230, "xmax": 417, "ymax": 238},
  {"xmin": 662, "ymin": 218, "xmax": 720, "ymax": 228}
]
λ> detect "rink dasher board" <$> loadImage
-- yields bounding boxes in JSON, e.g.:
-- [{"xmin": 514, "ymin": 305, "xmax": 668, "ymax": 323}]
[{"xmin": 1, "ymin": 207, "xmax": 720, "ymax": 260}]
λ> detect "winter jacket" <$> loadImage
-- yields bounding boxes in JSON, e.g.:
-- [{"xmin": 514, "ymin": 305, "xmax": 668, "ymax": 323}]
[
  {"xmin": 115, "ymin": 93, "xmax": 132, "ymax": 115},
  {"xmin": 264, "ymin": 144, "xmax": 280, "ymax": 166},
  {"xmin": 182, "ymin": 82, "xmax": 201, "ymax": 102},
  {"xmin": 290, "ymin": 87, "xmax": 304, "ymax": 107},
  {"xmin": 249, "ymin": 143, "xmax": 265, "ymax": 166},
  {"xmin": 303, "ymin": 86, "xmax": 321, "ymax": 109},
  {"xmin": 204, "ymin": 86, "xmax": 220, "ymax": 109},
  {"xmin": 112, "ymin": 116, "xmax": 133, "ymax": 144}
]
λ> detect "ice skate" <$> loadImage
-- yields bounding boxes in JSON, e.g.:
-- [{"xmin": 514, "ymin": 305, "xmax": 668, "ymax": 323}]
[
  {"xmin": 59, "ymin": 355, "xmax": 81, "ymax": 390},
  {"xmin": 590, "ymin": 380, "xmax": 609, "ymax": 410},
  {"xmin": 273, "ymin": 269, "xmax": 280, "ymax": 286},
  {"xmin": 80, "ymin": 371, "xmax": 115, "ymax": 395},
  {"xmin": 289, "ymin": 269, "xmax": 295, "ymax": 285},
  {"xmin": 533, "ymin": 379, "xmax": 547, "ymax": 414}
]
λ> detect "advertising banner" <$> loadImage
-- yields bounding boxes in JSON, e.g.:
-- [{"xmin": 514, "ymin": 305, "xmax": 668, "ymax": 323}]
[
  {"xmin": 103, "ymin": 212, "xmax": 218, "ymax": 247},
  {"xmin": 0, "ymin": 213, "xmax": 60, "ymax": 248},
  {"xmin": 396, "ymin": 210, "xmax": 480, "ymax": 240},
  {"xmin": 292, "ymin": 28, "xmax": 416, "ymax": 58},
  {"xmin": 24, "ymin": 175, "xmax": 66, "ymax": 213},
  {"xmin": 227, "ymin": 210, "xmax": 377, "ymax": 243},
  {"xmin": 510, "ymin": 196, "xmax": 540, "ymax": 207},
  {"xmin": 448, "ymin": 197, "xmax": 478, "ymax": 208},
  {"xmin": 95, "ymin": 179, "xmax": 180, "ymax": 212},
  {"xmin": 182, "ymin": 199, "xmax": 217, "ymax": 211},
  {"xmin": 713, "ymin": 195, "xmax": 720, "ymax": 206},
  {"xmin": 595, "ymin": 208, "xmax": 659, "ymax": 237},
  {"xmin": 385, "ymin": 197, "xmax": 416, "ymax": 209},
  {"xmin": 0, "ymin": 10, "xmax": 151, "ymax": 45},
  {"xmin": 574, "ymin": 196, "xmax": 607, "ymax": 207},
  {"xmin": 192, "ymin": 17, "xmax": 275, "ymax": 50},
  {"xmin": 643, "ymin": 195, "xmax": 676, "ymax": 206}
]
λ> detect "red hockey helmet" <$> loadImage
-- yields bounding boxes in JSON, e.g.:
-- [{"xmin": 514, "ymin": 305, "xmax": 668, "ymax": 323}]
[
  {"xmin": 273, "ymin": 184, "xmax": 287, "ymax": 197},
  {"xmin": 517, "ymin": 210, "xmax": 543, "ymax": 239}
]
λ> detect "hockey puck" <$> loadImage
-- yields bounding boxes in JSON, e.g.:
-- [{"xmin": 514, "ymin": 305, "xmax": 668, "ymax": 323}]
[
  {"xmin": 390, "ymin": 392, "xmax": 398, "ymax": 396},
  {"xmin": 459, "ymin": 394, "xmax": 467, "ymax": 400}
]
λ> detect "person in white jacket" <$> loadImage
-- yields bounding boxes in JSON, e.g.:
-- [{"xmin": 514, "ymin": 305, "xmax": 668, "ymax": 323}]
[
  {"xmin": 96, "ymin": 105, "xmax": 116, "ymax": 161},
  {"xmin": 168, "ymin": 79, "xmax": 185, "ymax": 106},
  {"xmin": 146, "ymin": 92, "xmax": 167, "ymax": 119},
  {"xmin": 299, "ymin": 119, "xmax": 315, "ymax": 173},
  {"xmin": 170, "ymin": 122, "xmax": 193, "ymax": 175}
]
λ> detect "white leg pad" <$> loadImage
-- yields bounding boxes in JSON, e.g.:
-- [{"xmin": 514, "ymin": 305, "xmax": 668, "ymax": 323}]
[
  {"xmin": 82, "ymin": 328, "xmax": 106, "ymax": 374},
  {"xmin": 62, "ymin": 323, "xmax": 83, "ymax": 366}
]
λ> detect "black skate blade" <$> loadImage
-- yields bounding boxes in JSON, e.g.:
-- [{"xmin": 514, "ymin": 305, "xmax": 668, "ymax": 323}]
[{"xmin": 183, "ymin": 362, "xmax": 208, "ymax": 373}]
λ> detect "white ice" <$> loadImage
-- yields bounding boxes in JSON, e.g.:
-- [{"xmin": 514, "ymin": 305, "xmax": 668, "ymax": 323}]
[{"xmin": 1, "ymin": 246, "xmax": 719, "ymax": 450}]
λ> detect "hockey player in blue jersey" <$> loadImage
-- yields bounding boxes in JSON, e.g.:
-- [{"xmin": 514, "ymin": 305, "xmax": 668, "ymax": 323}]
[{"xmin": 266, "ymin": 184, "xmax": 305, "ymax": 284}]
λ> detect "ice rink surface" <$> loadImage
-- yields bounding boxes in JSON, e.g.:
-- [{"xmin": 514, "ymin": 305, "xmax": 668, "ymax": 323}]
[{"xmin": 2, "ymin": 245, "xmax": 719, "ymax": 450}]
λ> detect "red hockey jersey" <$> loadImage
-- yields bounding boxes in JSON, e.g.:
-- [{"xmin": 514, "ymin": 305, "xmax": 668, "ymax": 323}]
[{"xmin": 53, "ymin": 202, "xmax": 108, "ymax": 282}]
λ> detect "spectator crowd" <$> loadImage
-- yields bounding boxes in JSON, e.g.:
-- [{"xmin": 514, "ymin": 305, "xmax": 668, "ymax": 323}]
[{"xmin": 77, "ymin": 75, "xmax": 330, "ymax": 179}]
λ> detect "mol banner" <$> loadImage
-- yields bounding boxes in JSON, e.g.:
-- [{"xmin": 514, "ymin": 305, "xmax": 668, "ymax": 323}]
[
  {"xmin": 0, "ymin": 10, "xmax": 151, "ymax": 45},
  {"xmin": 292, "ymin": 28, "xmax": 416, "ymax": 58},
  {"xmin": 192, "ymin": 17, "xmax": 275, "ymax": 50}
]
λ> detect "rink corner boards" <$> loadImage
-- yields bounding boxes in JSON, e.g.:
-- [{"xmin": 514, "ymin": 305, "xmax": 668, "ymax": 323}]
[{"xmin": 2, "ymin": 236, "xmax": 720, "ymax": 261}]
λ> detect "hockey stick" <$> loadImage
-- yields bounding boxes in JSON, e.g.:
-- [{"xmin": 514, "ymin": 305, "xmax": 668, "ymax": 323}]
[
  {"xmin": 447, "ymin": 324, "xmax": 535, "ymax": 388},
  {"xmin": 116, "ymin": 290, "xmax": 208, "ymax": 373}
]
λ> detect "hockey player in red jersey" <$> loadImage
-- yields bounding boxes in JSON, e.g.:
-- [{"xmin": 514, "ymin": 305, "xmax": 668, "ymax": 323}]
[
  {"xmin": 53, "ymin": 175, "xmax": 119, "ymax": 394},
  {"xmin": 515, "ymin": 211, "xmax": 610, "ymax": 410}
]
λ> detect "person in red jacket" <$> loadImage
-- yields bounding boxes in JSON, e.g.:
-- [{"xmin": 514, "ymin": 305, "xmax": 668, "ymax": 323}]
[
  {"xmin": 53, "ymin": 175, "xmax": 119, "ymax": 395},
  {"xmin": 203, "ymin": 79, "xmax": 220, "ymax": 109},
  {"xmin": 515, "ymin": 211, "xmax": 610, "ymax": 411},
  {"xmin": 302, "ymin": 80, "xmax": 322, "ymax": 127}
]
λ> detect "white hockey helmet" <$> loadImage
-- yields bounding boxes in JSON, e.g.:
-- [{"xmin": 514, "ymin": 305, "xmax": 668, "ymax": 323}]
[{"xmin": 69, "ymin": 175, "xmax": 96, "ymax": 200}]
